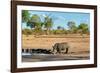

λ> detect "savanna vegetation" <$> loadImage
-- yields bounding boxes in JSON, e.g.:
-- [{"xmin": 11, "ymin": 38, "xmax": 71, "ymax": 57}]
[{"xmin": 22, "ymin": 10, "xmax": 89, "ymax": 36}]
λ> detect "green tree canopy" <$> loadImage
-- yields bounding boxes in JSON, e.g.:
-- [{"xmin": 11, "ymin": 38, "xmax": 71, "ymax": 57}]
[
  {"xmin": 44, "ymin": 16, "xmax": 53, "ymax": 34},
  {"xmin": 78, "ymin": 23, "xmax": 89, "ymax": 34},
  {"xmin": 57, "ymin": 26, "xmax": 64, "ymax": 30},
  {"xmin": 67, "ymin": 21, "xmax": 77, "ymax": 33},
  {"xmin": 27, "ymin": 14, "xmax": 42, "ymax": 29},
  {"xmin": 22, "ymin": 10, "xmax": 30, "ymax": 22}
]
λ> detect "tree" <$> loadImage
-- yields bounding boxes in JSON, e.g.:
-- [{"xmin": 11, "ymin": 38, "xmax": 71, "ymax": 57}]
[
  {"xmin": 22, "ymin": 10, "xmax": 30, "ymax": 23},
  {"xmin": 78, "ymin": 23, "xmax": 89, "ymax": 35},
  {"xmin": 26, "ymin": 14, "xmax": 44, "ymax": 35},
  {"xmin": 27, "ymin": 14, "xmax": 41, "ymax": 29},
  {"xmin": 44, "ymin": 16, "xmax": 53, "ymax": 35},
  {"xmin": 57, "ymin": 26, "xmax": 64, "ymax": 30},
  {"xmin": 25, "ymin": 14, "xmax": 45, "ymax": 35},
  {"xmin": 67, "ymin": 21, "xmax": 77, "ymax": 33}
]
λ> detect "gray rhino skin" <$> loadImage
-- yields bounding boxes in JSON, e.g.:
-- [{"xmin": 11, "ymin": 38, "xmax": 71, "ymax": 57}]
[{"xmin": 52, "ymin": 42, "xmax": 69, "ymax": 54}]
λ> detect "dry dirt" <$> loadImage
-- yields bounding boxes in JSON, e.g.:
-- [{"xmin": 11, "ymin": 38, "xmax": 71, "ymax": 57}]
[{"xmin": 22, "ymin": 34, "xmax": 90, "ymax": 53}]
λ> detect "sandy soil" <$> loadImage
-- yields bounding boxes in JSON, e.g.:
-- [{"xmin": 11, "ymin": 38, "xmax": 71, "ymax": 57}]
[{"xmin": 22, "ymin": 34, "xmax": 90, "ymax": 53}]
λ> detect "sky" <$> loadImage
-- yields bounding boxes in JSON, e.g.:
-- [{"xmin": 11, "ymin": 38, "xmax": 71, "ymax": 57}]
[{"xmin": 22, "ymin": 10, "xmax": 90, "ymax": 30}]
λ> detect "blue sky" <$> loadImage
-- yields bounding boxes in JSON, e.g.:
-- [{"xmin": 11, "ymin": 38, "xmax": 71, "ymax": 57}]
[{"xmin": 22, "ymin": 10, "xmax": 90, "ymax": 29}]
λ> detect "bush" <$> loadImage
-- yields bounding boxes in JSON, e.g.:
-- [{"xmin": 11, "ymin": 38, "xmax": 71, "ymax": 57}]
[
  {"xmin": 51, "ymin": 30, "xmax": 68, "ymax": 34},
  {"xmin": 22, "ymin": 29, "xmax": 32, "ymax": 35}
]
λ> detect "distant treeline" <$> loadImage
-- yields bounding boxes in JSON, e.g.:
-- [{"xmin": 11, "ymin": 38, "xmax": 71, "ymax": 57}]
[{"xmin": 22, "ymin": 10, "xmax": 89, "ymax": 35}]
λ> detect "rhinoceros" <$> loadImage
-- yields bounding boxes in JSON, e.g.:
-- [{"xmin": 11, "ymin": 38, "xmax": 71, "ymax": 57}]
[{"xmin": 52, "ymin": 42, "xmax": 69, "ymax": 54}]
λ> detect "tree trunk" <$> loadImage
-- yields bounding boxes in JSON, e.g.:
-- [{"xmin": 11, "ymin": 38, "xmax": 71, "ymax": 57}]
[{"xmin": 46, "ymin": 28, "xmax": 50, "ymax": 35}]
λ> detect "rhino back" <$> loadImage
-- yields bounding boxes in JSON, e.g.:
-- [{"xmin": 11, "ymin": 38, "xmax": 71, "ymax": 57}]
[{"xmin": 61, "ymin": 43, "xmax": 69, "ymax": 48}]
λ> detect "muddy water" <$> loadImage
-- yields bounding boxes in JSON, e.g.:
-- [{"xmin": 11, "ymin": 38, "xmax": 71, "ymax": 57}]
[{"xmin": 22, "ymin": 53, "xmax": 90, "ymax": 62}]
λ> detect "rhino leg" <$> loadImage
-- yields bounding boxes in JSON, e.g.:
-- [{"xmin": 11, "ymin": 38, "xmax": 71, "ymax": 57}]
[{"xmin": 65, "ymin": 48, "xmax": 68, "ymax": 54}]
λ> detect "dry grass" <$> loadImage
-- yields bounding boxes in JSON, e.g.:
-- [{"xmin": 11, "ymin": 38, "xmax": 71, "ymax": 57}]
[{"xmin": 22, "ymin": 34, "xmax": 90, "ymax": 53}]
